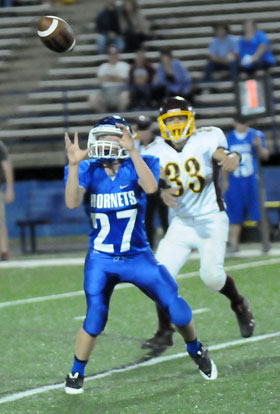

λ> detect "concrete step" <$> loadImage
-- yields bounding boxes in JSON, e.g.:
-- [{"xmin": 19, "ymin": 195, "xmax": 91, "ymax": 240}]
[
  {"xmin": 153, "ymin": 21, "xmax": 280, "ymax": 39},
  {"xmin": 151, "ymin": 10, "xmax": 280, "ymax": 29},
  {"xmin": 10, "ymin": 150, "xmax": 67, "ymax": 168},
  {"xmin": 0, "ymin": 15, "xmax": 43, "ymax": 28},
  {"xmin": 143, "ymin": 1, "xmax": 280, "ymax": 18},
  {"xmin": 26, "ymin": 89, "xmax": 91, "ymax": 103},
  {"xmin": 138, "ymin": 0, "xmax": 260, "ymax": 6},
  {"xmin": 0, "ymin": 3, "xmax": 51, "ymax": 16},
  {"xmin": 0, "ymin": 27, "xmax": 34, "ymax": 39},
  {"xmin": 0, "ymin": 38, "xmax": 25, "ymax": 47}
]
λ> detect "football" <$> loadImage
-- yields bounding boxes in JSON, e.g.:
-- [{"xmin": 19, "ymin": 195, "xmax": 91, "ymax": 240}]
[{"xmin": 37, "ymin": 15, "xmax": 76, "ymax": 53}]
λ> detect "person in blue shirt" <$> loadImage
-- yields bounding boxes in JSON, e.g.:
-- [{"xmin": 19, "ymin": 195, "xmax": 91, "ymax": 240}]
[
  {"xmin": 154, "ymin": 48, "xmax": 194, "ymax": 104},
  {"xmin": 63, "ymin": 116, "xmax": 217, "ymax": 394},
  {"xmin": 203, "ymin": 23, "xmax": 239, "ymax": 82},
  {"xmin": 223, "ymin": 116, "xmax": 269, "ymax": 252},
  {"xmin": 239, "ymin": 20, "xmax": 276, "ymax": 76}
]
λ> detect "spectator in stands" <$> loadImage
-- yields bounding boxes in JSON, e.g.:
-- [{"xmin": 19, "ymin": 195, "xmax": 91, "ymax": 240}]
[
  {"xmin": 120, "ymin": 0, "xmax": 151, "ymax": 52},
  {"xmin": 0, "ymin": 141, "xmax": 15, "ymax": 261},
  {"xmin": 135, "ymin": 115, "xmax": 169, "ymax": 249},
  {"xmin": 154, "ymin": 49, "xmax": 194, "ymax": 104},
  {"xmin": 203, "ymin": 23, "xmax": 239, "ymax": 82},
  {"xmin": 129, "ymin": 48, "xmax": 155, "ymax": 109},
  {"xmin": 95, "ymin": 0, "xmax": 125, "ymax": 55},
  {"xmin": 88, "ymin": 46, "xmax": 130, "ymax": 112},
  {"xmin": 0, "ymin": 0, "xmax": 14, "ymax": 6},
  {"xmin": 239, "ymin": 20, "xmax": 276, "ymax": 76},
  {"xmin": 223, "ymin": 116, "xmax": 269, "ymax": 253}
]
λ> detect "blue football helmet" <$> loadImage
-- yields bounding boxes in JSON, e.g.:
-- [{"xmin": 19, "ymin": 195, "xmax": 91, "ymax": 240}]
[{"xmin": 87, "ymin": 115, "xmax": 134, "ymax": 160}]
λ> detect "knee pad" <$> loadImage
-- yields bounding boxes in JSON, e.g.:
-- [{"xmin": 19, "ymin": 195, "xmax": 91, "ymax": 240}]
[
  {"xmin": 168, "ymin": 295, "xmax": 192, "ymax": 327},
  {"xmin": 200, "ymin": 265, "xmax": 226, "ymax": 291},
  {"xmin": 83, "ymin": 299, "xmax": 109, "ymax": 336}
]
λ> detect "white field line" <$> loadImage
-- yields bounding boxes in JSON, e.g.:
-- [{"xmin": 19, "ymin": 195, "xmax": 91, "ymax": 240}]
[
  {"xmin": 0, "ymin": 330, "xmax": 279, "ymax": 405},
  {"xmin": 1, "ymin": 258, "xmax": 280, "ymax": 309},
  {"xmin": 0, "ymin": 248, "xmax": 280, "ymax": 269},
  {"xmin": 73, "ymin": 307, "xmax": 211, "ymax": 321},
  {"xmin": 0, "ymin": 257, "xmax": 85, "ymax": 268}
]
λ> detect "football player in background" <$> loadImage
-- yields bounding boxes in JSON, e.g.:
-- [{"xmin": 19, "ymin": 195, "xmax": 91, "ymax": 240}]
[
  {"xmin": 0, "ymin": 140, "xmax": 15, "ymax": 261},
  {"xmin": 141, "ymin": 96, "xmax": 256, "ymax": 350},
  {"xmin": 223, "ymin": 116, "xmax": 269, "ymax": 253},
  {"xmin": 64, "ymin": 116, "xmax": 217, "ymax": 394}
]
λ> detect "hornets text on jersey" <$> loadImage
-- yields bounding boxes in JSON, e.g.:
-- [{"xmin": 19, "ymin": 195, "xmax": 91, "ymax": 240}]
[{"xmin": 64, "ymin": 155, "xmax": 160, "ymax": 255}]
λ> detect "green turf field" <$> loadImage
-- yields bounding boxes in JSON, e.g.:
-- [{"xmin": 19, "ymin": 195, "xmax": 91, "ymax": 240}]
[{"xmin": 0, "ymin": 254, "xmax": 280, "ymax": 414}]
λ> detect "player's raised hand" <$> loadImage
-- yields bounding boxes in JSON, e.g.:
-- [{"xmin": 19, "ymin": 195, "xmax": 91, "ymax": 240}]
[
  {"xmin": 115, "ymin": 123, "xmax": 136, "ymax": 152},
  {"xmin": 161, "ymin": 186, "xmax": 181, "ymax": 208},
  {"xmin": 65, "ymin": 132, "xmax": 91, "ymax": 165},
  {"xmin": 252, "ymin": 134, "xmax": 263, "ymax": 150}
]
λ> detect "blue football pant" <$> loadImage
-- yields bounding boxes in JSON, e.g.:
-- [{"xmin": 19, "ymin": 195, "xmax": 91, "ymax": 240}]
[
  {"xmin": 83, "ymin": 249, "xmax": 192, "ymax": 335},
  {"xmin": 225, "ymin": 177, "xmax": 260, "ymax": 223}
]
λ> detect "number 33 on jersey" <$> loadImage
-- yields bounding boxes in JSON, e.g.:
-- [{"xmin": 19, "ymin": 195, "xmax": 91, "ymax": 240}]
[{"xmin": 143, "ymin": 127, "xmax": 228, "ymax": 217}]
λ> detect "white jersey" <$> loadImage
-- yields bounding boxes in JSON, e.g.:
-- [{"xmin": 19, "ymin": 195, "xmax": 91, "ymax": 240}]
[{"xmin": 142, "ymin": 127, "xmax": 228, "ymax": 218}]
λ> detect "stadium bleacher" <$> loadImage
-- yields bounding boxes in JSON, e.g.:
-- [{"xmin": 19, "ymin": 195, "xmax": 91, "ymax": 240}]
[{"xmin": 0, "ymin": 0, "xmax": 280, "ymax": 168}]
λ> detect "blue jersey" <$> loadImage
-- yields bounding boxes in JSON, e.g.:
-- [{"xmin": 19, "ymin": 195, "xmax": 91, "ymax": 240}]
[
  {"xmin": 65, "ymin": 156, "xmax": 160, "ymax": 256},
  {"xmin": 239, "ymin": 30, "xmax": 276, "ymax": 66},
  {"xmin": 226, "ymin": 128, "xmax": 266, "ymax": 181}
]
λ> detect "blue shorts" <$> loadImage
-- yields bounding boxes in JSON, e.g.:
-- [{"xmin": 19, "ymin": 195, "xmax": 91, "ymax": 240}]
[
  {"xmin": 225, "ymin": 177, "xmax": 260, "ymax": 224},
  {"xmin": 83, "ymin": 248, "xmax": 192, "ymax": 335}
]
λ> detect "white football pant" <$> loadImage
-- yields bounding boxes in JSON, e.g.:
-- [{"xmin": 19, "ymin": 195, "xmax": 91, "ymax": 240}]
[{"xmin": 156, "ymin": 211, "xmax": 229, "ymax": 291}]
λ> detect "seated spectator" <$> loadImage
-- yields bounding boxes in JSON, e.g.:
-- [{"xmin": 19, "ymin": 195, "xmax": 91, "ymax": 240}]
[
  {"xmin": 88, "ymin": 46, "xmax": 130, "ymax": 112},
  {"xmin": 239, "ymin": 20, "xmax": 276, "ymax": 76},
  {"xmin": 120, "ymin": 0, "xmax": 151, "ymax": 52},
  {"xmin": 129, "ymin": 49, "xmax": 155, "ymax": 109},
  {"xmin": 0, "ymin": 140, "xmax": 15, "ymax": 261},
  {"xmin": 153, "ymin": 48, "xmax": 194, "ymax": 104},
  {"xmin": 203, "ymin": 23, "xmax": 239, "ymax": 82},
  {"xmin": 0, "ymin": 0, "xmax": 14, "ymax": 6},
  {"xmin": 95, "ymin": 0, "xmax": 125, "ymax": 55}
]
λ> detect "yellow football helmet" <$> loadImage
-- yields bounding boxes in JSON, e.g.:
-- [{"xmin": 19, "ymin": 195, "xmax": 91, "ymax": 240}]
[{"xmin": 158, "ymin": 96, "xmax": 195, "ymax": 142}]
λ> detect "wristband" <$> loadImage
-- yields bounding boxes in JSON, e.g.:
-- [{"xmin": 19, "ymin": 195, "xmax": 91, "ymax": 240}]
[{"xmin": 158, "ymin": 178, "xmax": 170, "ymax": 189}]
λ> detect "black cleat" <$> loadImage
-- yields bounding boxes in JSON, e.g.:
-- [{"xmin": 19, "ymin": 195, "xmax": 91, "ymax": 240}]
[
  {"xmin": 232, "ymin": 298, "xmax": 256, "ymax": 338},
  {"xmin": 189, "ymin": 345, "xmax": 218, "ymax": 380},
  {"xmin": 65, "ymin": 372, "xmax": 84, "ymax": 394},
  {"xmin": 141, "ymin": 328, "xmax": 175, "ymax": 350}
]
